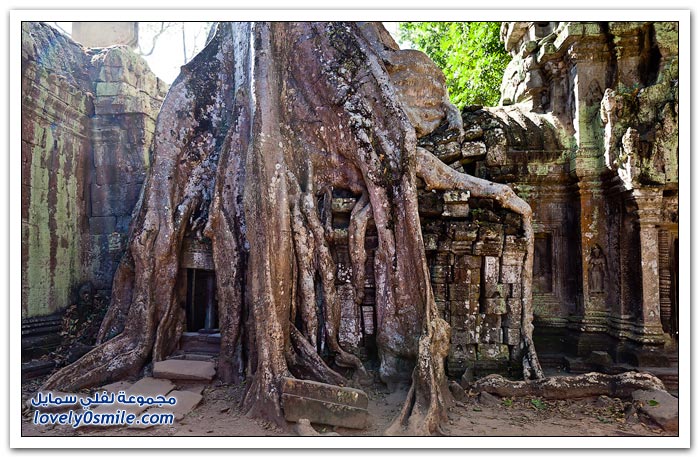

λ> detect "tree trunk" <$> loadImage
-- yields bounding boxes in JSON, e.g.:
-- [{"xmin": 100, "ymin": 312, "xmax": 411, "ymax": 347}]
[{"xmin": 41, "ymin": 22, "xmax": 542, "ymax": 436}]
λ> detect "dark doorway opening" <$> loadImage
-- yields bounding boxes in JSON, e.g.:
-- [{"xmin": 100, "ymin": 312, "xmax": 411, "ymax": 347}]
[
  {"xmin": 533, "ymin": 233, "xmax": 553, "ymax": 293},
  {"xmin": 186, "ymin": 268, "xmax": 218, "ymax": 333}
]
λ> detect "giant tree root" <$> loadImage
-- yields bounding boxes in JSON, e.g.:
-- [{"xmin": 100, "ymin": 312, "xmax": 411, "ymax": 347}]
[
  {"xmin": 39, "ymin": 23, "xmax": 547, "ymax": 437},
  {"xmin": 385, "ymin": 314, "xmax": 452, "ymax": 436},
  {"xmin": 472, "ymin": 372, "xmax": 667, "ymax": 400}
]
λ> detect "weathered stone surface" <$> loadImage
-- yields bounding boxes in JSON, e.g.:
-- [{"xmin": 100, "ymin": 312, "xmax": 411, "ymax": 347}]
[
  {"xmin": 153, "ymin": 360, "xmax": 216, "ymax": 382},
  {"xmin": 477, "ymin": 343, "xmax": 509, "ymax": 361},
  {"xmin": 280, "ymin": 377, "xmax": 370, "ymax": 429},
  {"xmin": 294, "ymin": 418, "xmax": 321, "ymax": 436},
  {"xmin": 21, "ymin": 22, "xmax": 92, "ymax": 319},
  {"xmin": 483, "ymin": 297, "xmax": 507, "ymax": 315},
  {"xmin": 587, "ymin": 350, "xmax": 614, "ymax": 369},
  {"xmin": 21, "ymin": 21, "xmax": 166, "ymax": 321},
  {"xmin": 489, "ymin": 21, "xmax": 679, "ymax": 357},
  {"xmin": 502, "ymin": 327, "xmax": 521, "ymax": 346},
  {"xmin": 478, "ymin": 391, "xmax": 502, "ymax": 407},
  {"xmin": 448, "ymin": 380, "xmax": 468, "ymax": 402},
  {"xmin": 461, "ymin": 141, "xmax": 487, "ymax": 159},
  {"xmin": 280, "ymin": 377, "xmax": 368, "ymax": 409},
  {"xmin": 338, "ymin": 284, "xmax": 362, "ymax": 349},
  {"xmin": 281, "ymin": 394, "xmax": 369, "ymax": 430},
  {"xmin": 632, "ymin": 389, "xmax": 679, "ymax": 432},
  {"xmin": 442, "ymin": 190, "xmax": 471, "ymax": 217},
  {"xmin": 474, "ymin": 372, "xmax": 666, "ymax": 400}
]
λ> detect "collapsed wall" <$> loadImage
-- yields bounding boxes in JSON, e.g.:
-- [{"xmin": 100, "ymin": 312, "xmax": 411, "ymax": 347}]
[{"xmin": 21, "ymin": 22, "xmax": 167, "ymax": 359}]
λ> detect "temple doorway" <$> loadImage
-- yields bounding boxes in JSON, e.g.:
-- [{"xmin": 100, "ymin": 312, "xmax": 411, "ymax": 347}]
[{"xmin": 185, "ymin": 268, "xmax": 218, "ymax": 333}]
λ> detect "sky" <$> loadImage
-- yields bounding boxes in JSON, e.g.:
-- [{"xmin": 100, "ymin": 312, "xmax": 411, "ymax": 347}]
[{"xmin": 55, "ymin": 21, "xmax": 405, "ymax": 85}]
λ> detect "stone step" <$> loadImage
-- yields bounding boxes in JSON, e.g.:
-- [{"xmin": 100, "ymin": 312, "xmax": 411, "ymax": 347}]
[
  {"xmin": 167, "ymin": 351, "xmax": 215, "ymax": 362},
  {"xmin": 153, "ymin": 359, "xmax": 216, "ymax": 382},
  {"xmin": 280, "ymin": 377, "xmax": 370, "ymax": 429},
  {"xmin": 179, "ymin": 332, "xmax": 220, "ymax": 355}
]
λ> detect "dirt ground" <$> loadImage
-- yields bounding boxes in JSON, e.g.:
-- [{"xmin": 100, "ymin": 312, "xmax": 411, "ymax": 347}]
[{"xmin": 20, "ymin": 374, "xmax": 672, "ymax": 438}]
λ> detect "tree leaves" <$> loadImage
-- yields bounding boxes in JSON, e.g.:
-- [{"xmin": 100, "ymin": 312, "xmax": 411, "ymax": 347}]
[{"xmin": 398, "ymin": 22, "xmax": 511, "ymax": 108}]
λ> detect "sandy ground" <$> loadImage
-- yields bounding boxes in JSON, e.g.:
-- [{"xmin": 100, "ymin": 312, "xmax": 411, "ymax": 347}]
[{"xmin": 20, "ymin": 375, "xmax": 672, "ymax": 438}]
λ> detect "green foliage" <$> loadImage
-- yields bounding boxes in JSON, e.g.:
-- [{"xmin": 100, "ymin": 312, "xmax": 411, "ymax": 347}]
[
  {"xmin": 530, "ymin": 398, "xmax": 546, "ymax": 410},
  {"xmin": 398, "ymin": 22, "xmax": 510, "ymax": 108}
]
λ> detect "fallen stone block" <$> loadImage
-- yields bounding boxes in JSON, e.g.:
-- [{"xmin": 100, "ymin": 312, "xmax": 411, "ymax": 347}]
[
  {"xmin": 448, "ymin": 380, "xmax": 468, "ymax": 403},
  {"xmin": 153, "ymin": 359, "xmax": 216, "ymax": 382},
  {"xmin": 280, "ymin": 377, "xmax": 368, "ymax": 409},
  {"xmin": 281, "ymin": 394, "xmax": 369, "ymax": 430},
  {"xmin": 280, "ymin": 377, "xmax": 370, "ymax": 429},
  {"xmin": 632, "ymin": 389, "xmax": 679, "ymax": 433},
  {"xmin": 478, "ymin": 391, "xmax": 501, "ymax": 407}
]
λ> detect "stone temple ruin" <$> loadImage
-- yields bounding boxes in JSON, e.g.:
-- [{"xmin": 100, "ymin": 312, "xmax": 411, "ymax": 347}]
[{"xmin": 21, "ymin": 20, "xmax": 679, "ymax": 409}]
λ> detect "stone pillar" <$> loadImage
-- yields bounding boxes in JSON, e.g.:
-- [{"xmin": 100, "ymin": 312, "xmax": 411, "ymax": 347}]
[
  {"xmin": 631, "ymin": 188, "xmax": 665, "ymax": 344},
  {"xmin": 564, "ymin": 24, "xmax": 612, "ymax": 332},
  {"xmin": 609, "ymin": 22, "xmax": 644, "ymax": 88},
  {"xmin": 564, "ymin": 23, "xmax": 610, "ymax": 153},
  {"xmin": 570, "ymin": 179, "xmax": 609, "ymax": 332}
]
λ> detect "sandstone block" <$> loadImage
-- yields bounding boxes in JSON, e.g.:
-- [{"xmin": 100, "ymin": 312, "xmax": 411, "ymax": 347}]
[
  {"xmin": 281, "ymin": 377, "xmax": 368, "ymax": 409},
  {"xmin": 448, "ymin": 284, "xmax": 470, "ymax": 302},
  {"xmin": 433, "ymin": 141, "xmax": 462, "ymax": 163},
  {"xmin": 499, "ymin": 264, "xmax": 522, "ymax": 284},
  {"xmin": 632, "ymin": 389, "xmax": 679, "ymax": 433},
  {"xmin": 502, "ymin": 327, "xmax": 521, "ymax": 345},
  {"xmin": 477, "ymin": 344, "xmax": 509, "ymax": 361},
  {"xmin": 483, "ymin": 296, "xmax": 507, "ymax": 315},
  {"xmin": 461, "ymin": 140, "xmax": 487, "ymax": 158},
  {"xmin": 463, "ymin": 124, "xmax": 484, "ymax": 141},
  {"xmin": 153, "ymin": 360, "xmax": 216, "ymax": 382},
  {"xmin": 280, "ymin": 377, "xmax": 369, "ymax": 429}
]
